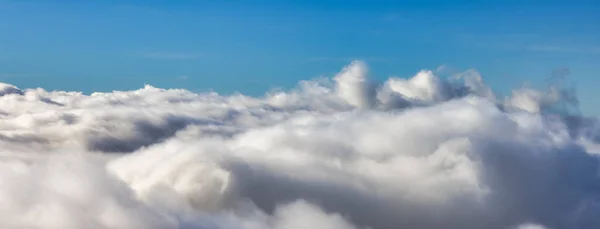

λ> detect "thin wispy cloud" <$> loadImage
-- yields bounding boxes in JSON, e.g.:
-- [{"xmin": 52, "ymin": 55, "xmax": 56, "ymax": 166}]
[
  {"xmin": 177, "ymin": 75, "xmax": 189, "ymax": 80},
  {"xmin": 378, "ymin": 13, "xmax": 411, "ymax": 23},
  {"xmin": 308, "ymin": 56, "xmax": 391, "ymax": 63},
  {"xmin": 526, "ymin": 45, "xmax": 600, "ymax": 53},
  {"xmin": 0, "ymin": 73, "xmax": 31, "ymax": 79},
  {"xmin": 111, "ymin": 4, "xmax": 166, "ymax": 15},
  {"xmin": 0, "ymin": 74, "xmax": 17, "ymax": 79},
  {"xmin": 454, "ymin": 33, "xmax": 600, "ymax": 55},
  {"xmin": 139, "ymin": 51, "xmax": 203, "ymax": 60}
]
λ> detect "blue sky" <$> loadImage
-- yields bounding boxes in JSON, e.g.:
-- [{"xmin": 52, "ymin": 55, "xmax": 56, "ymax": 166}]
[{"xmin": 1, "ymin": 0, "xmax": 599, "ymax": 114}]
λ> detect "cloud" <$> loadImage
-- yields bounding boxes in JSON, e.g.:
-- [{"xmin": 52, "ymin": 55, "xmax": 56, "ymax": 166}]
[
  {"xmin": 178, "ymin": 75, "xmax": 189, "ymax": 80},
  {"xmin": 139, "ymin": 52, "xmax": 203, "ymax": 59},
  {"xmin": 526, "ymin": 45, "xmax": 600, "ymax": 54},
  {"xmin": 0, "ymin": 73, "xmax": 33, "ymax": 79},
  {"xmin": 378, "ymin": 14, "xmax": 412, "ymax": 23},
  {"xmin": 308, "ymin": 57, "xmax": 390, "ymax": 63},
  {"xmin": 0, "ymin": 82, "xmax": 23, "ymax": 96},
  {"xmin": 454, "ymin": 33, "xmax": 600, "ymax": 55},
  {"xmin": 515, "ymin": 223, "xmax": 548, "ymax": 229},
  {"xmin": 0, "ymin": 61, "xmax": 599, "ymax": 229}
]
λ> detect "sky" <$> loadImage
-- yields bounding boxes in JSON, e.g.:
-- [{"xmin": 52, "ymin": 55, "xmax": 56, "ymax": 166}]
[
  {"xmin": 3, "ymin": 2, "xmax": 600, "ymax": 229},
  {"xmin": 0, "ymin": 0, "xmax": 599, "ymax": 115}
]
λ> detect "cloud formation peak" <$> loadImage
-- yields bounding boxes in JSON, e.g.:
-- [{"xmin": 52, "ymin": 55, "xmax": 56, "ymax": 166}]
[{"xmin": 0, "ymin": 61, "xmax": 599, "ymax": 229}]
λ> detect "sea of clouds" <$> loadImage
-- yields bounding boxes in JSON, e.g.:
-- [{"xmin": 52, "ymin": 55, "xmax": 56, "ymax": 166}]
[{"xmin": 1, "ymin": 61, "xmax": 600, "ymax": 229}]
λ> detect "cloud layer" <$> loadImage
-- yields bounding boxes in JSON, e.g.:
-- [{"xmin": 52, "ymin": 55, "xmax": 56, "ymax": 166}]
[{"xmin": 0, "ymin": 61, "xmax": 599, "ymax": 229}]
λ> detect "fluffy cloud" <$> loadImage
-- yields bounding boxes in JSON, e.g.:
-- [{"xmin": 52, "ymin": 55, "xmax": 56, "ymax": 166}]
[{"xmin": 0, "ymin": 61, "xmax": 599, "ymax": 229}]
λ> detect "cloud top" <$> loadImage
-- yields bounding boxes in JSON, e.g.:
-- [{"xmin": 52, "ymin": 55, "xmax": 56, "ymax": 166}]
[{"xmin": 0, "ymin": 61, "xmax": 599, "ymax": 229}]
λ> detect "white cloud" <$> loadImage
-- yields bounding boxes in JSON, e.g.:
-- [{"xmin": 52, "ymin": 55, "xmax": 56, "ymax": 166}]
[
  {"xmin": 0, "ymin": 82, "xmax": 23, "ymax": 96},
  {"xmin": 0, "ymin": 61, "xmax": 599, "ymax": 229},
  {"xmin": 515, "ymin": 223, "xmax": 548, "ymax": 229}
]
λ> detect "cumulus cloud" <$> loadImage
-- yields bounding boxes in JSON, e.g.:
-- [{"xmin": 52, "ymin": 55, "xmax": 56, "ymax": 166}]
[
  {"xmin": 0, "ymin": 61, "xmax": 599, "ymax": 229},
  {"xmin": 0, "ymin": 82, "xmax": 24, "ymax": 96}
]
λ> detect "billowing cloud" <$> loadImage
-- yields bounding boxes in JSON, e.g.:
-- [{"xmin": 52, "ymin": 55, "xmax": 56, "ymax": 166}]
[{"xmin": 0, "ymin": 61, "xmax": 599, "ymax": 229}]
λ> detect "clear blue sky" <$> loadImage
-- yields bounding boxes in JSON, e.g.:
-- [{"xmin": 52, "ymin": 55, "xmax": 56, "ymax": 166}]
[{"xmin": 1, "ymin": 0, "xmax": 599, "ymax": 114}]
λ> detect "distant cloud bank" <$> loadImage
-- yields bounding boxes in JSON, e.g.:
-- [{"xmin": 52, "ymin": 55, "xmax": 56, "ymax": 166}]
[{"xmin": 0, "ymin": 61, "xmax": 599, "ymax": 229}]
